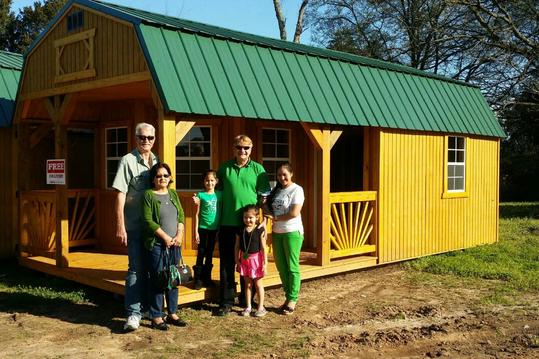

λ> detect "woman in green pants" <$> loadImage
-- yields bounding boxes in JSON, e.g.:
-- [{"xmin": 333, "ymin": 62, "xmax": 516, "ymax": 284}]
[{"xmin": 266, "ymin": 162, "xmax": 304, "ymax": 314}]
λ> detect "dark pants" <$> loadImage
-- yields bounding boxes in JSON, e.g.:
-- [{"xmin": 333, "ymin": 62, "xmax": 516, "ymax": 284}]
[
  {"xmin": 195, "ymin": 228, "xmax": 217, "ymax": 268},
  {"xmin": 218, "ymin": 225, "xmax": 239, "ymax": 308},
  {"xmin": 147, "ymin": 244, "xmax": 179, "ymax": 319}
]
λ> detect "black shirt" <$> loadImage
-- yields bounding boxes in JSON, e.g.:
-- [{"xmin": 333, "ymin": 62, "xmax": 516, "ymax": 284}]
[{"xmin": 238, "ymin": 227, "xmax": 264, "ymax": 254}]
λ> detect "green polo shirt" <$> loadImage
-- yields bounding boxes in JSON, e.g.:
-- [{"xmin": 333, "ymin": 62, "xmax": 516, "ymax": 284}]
[
  {"xmin": 112, "ymin": 149, "xmax": 158, "ymax": 232},
  {"xmin": 217, "ymin": 159, "xmax": 270, "ymax": 226}
]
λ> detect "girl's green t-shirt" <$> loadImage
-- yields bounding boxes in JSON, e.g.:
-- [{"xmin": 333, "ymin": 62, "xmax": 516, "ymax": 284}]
[{"xmin": 197, "ymin": 191, "xmax": 221, "ymax": 230}]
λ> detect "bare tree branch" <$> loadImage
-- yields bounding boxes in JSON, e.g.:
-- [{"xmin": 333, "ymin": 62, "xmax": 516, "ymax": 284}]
[{"xmin": 293, "ymin": 0, "xmax": 309, "ymax": 43}]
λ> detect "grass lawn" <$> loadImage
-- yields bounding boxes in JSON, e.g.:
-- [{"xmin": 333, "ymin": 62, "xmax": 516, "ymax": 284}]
[{"xmin": 406, "ymin": 202, "xmax": 539, "ymax": 302}]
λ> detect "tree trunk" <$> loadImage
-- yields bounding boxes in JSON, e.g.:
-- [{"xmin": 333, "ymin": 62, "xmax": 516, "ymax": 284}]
[{"xmin": 273, "ymin": 0, "xmax": 287, "ymax": 40}]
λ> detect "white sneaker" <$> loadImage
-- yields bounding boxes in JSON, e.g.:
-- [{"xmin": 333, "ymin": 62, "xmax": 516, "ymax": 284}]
[{"xmin": 123, "ymin": 315, "xmax": 140, "ymax": 332}]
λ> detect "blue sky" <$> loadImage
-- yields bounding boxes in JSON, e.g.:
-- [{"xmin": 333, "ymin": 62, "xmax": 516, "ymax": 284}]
[{"xmin": 11, "ymin": 0, "xmax": 313, "ymax": 43}]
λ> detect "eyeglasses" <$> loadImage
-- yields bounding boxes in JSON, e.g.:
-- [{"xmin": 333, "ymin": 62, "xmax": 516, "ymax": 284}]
[
  {"xmin": 155, "ymin": 174, "xmax": 170, "ymax": 179},
  {"xmin": 235, "ymin": 145, "xmax": 251, "ymax": 151},
  {"xmin": 137, "ymin": 135, "xmax": 155, "ymax": 141}
]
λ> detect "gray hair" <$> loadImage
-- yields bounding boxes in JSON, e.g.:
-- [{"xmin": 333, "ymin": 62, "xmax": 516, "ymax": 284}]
[{"xmin": 135, "ymin": 122, "xmax": 155, "ymax": 135}]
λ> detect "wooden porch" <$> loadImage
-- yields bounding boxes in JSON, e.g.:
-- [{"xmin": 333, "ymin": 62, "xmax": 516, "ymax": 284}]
[
  {"xmin": 18, "ymin": 185, "xmax": 378, "ymax": 305},
  {"xmin": 18, "ymin": 251, "xmax": 377, "ymax": 305}
]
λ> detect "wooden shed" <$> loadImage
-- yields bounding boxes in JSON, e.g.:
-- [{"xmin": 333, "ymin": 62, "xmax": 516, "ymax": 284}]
[
  {"xmin": 0, "ymin": 50, "xmax": 23, "ymax": 258},
  {"xmin": 7, "ymin": 0, "xmax": 504, "ymax": 303}
]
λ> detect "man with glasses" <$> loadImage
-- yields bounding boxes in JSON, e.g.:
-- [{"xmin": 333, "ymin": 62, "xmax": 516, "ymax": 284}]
[
  {"xmin": 216, "ymin": 135, "xmax": 270, "ymax": 316},
  {"xmin": 113, "ymin": 122, "xmax": 158, "ymax": 331}
]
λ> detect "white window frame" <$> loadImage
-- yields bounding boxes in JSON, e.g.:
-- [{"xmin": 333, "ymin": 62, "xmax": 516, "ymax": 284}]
[
  {"xmin": 105, "ymin": 127, "xmax": 128, "ymax": 188},
  {"xmin": 176, "ymin": 126, "xmax": 212, "ymax": 190},
  {"xmin": 444, "ymin": 135, "xmax": 468, "ymax": 197},
  {"xmin": 261, "ymin": 128, "xmax": 291, "ymax": 187}
]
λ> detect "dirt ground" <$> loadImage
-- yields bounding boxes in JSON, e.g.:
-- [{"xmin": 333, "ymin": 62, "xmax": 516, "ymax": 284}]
[{"xmin": 1, "ymin": 265, "xmax": 538, "ymax": 358}]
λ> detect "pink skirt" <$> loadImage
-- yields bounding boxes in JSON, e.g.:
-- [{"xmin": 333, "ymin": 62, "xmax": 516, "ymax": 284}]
[{"xmin": 237, "ymin": 251, "xmax": 265, "ymax": 279}]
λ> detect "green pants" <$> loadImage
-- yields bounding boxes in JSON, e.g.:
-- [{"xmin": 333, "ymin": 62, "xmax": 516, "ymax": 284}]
[{"xmin": 272, "ymin": 231, "xmax": 304, "ymax": 302}]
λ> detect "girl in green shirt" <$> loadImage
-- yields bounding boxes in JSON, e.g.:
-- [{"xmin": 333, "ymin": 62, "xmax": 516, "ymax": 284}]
[{"xmin": 192, "ymin": 170, "xmax": 222, "ymax": 289}]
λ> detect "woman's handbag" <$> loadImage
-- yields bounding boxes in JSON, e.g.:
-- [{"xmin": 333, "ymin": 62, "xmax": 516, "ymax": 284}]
[
  {"xmin": 156, "ymin": 247, "xmax": 181, "ymax": 291},
  {"xmin": 155, "ymin": 246, "xmax": 193, "ymax": 290},
  {"xmin": 175, "ymin": 251, "xmax": 193, "ymax": 286}
]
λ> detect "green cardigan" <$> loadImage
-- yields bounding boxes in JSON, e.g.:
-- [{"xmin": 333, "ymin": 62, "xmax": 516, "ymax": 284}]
[{"xmin": 141, "ymin": 188, "xmax": 185, "ymax": 250}]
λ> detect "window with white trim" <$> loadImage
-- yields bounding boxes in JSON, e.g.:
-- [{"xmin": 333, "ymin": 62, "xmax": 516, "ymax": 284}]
[
  {"xmin": 447, "ymin": 136, "xmax": 466, "ymax": 192},
  {"xmin": 176, "ymin": 126, "xmax": 211, "ymax": 190},
  {"xmin": 105, "ymin": 127, "xmax": 128, "ymax": 188},
  {"xmin": 262, "ymin": 128, "xmax": 290, "ymax": 186}
]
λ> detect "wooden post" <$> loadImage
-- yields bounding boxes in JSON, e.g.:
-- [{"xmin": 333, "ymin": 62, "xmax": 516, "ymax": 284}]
[
  {"xmin": 319, "ymin": 129, "xmax": 331, "ymax": 266},
  {"xmin": 157, "ymin": 110, "xmax": 178, "ymax": 189},
  {"xmin": 54, "ymin": 120, "xmax": 69, "ymax": 267},
  {"xmin": 44, "ymin": 95, "xmax": 75, "ymax": 268},
  {"xmin": 300, "ymin": 123, "xmax": 341, "ymax": 266}
]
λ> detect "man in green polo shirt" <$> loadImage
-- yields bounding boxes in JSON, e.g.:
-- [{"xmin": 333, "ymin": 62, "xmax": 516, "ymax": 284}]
[{"xmin": 216, "ymin": 135, "xmax": 270, "ymax": 316}]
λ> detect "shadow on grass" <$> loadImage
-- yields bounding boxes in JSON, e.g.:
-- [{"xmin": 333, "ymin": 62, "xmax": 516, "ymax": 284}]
[
  {"xmin": 0, "ymin": 258, "xmax": 125, "ymax": 333},
  {"xmin": 500, "ymin": 202, "xmax": 539, "ymax": 219}
]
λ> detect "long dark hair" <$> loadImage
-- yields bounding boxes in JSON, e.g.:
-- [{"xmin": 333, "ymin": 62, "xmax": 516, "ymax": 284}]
[
  {"xmin": 202, "ymin": 169, "xmax": 217, "ymax": 180},
  {"xmin": 149, "ymin": 162, "xmax": 173, "ymax": 188},
  {"xmin": 267, "ymin": 162, "xmax": 294, "ymax": 209}
]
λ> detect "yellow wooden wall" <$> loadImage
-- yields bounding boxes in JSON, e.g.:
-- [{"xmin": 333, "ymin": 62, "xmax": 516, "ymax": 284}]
[
  {"xmin": 19, "ymin": 5, "xmax": 148, "ymax": 97},
  {"xmin": 0, "ymin": 129, "xmax": 17, "ymax": 257},
  {"xmin": 377, "ymin": 129, "xmax": 500, "ymax": 263}
]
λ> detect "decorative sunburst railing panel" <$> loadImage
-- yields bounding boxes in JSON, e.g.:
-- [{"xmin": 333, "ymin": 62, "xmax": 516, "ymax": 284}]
[
  {"xmin": 329, "ymin": 191, "xmax": 377, "ymax": 259},
  {"xmin": 20, "ymin": 190, "xmax": 97, "ymax": 256}
]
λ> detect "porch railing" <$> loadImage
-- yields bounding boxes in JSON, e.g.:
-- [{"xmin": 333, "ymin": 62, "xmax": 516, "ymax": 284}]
[
  {"xmin": 329, "ymin": 191, "xmax": 377, "ymax": 259},
  {"xmin": 20, "ymin": 189, "xmax": 97, "ymax": 256}
]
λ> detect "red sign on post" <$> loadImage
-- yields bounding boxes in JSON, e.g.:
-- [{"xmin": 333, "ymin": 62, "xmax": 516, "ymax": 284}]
[{"xmin": 46, "ymin": 159, "xmax": 66, "ymax": 185}]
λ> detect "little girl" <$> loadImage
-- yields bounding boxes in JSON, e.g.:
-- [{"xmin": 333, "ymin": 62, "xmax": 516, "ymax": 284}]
[
  {"xmin": 235, "ymin": 204, "xmax": 268, "ymax": 317},
  {"xmin": 192, "ymin": 170, "xmax": 221, "ymax": 290}
]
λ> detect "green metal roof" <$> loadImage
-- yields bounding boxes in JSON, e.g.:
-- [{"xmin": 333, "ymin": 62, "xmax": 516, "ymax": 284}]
[
  {"xmin": 37, "ymin": 0, "xmax": 505, "ymax": 137},
  {"xmin": 137, "ymin": 24, "xmax": 503, "ymax": 137},
  {"xmin": 0, "ymin": 51, "xmax": 22, "ymax": 128}
]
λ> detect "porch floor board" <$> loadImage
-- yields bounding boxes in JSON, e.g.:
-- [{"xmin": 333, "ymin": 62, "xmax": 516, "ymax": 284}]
[{"xmin": 18, "ymin": 252, "xmax": 377, "ymax": 305}]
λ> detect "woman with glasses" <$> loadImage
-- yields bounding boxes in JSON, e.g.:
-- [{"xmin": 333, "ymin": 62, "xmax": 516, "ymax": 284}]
[
  {"xmin": 142, "ymin": 162, "xmax": 187, "ymax": 330},
  {"xmin": 215, "ymin": 135, "xmax": 271, "ymax": 316}
]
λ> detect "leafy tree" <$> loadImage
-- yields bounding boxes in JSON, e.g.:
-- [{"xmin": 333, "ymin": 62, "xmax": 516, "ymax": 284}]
[
  {"xmin": 452, "ymin": 0, "xmax": 538, "ymax": 108},
  {"xmin": 305, "ymin": 0, "xmax": 538, "ymax": 110},
  {"xmin": 4, "ymin": 0, "xmax": 66, "ymax": 54},
  {"xmin": 306, "ymin": 1, "xmax": 469, "ymax": 70},
  {"xmin": 0, "ymin": 0, "xmax": 15, "ymax": 51},
  {"xmin": 500, "ymin": 79, "xmax": 539, "ymax": 200}
]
